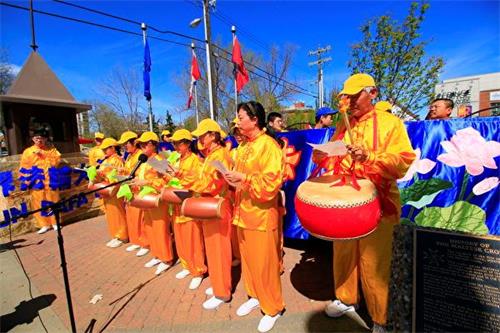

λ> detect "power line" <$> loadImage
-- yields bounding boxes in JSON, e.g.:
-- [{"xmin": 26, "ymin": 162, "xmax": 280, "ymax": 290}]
[
  {"xmin": 2, "ymin": 1, "xmax": 317, "ymax": 98},
  {"xmin": 53, "ymin": 0, "xmax": 316, "ymax": 97},
  {"xmin": 1, "ymin": 1, "xmax": 192, "ymax": 47}
]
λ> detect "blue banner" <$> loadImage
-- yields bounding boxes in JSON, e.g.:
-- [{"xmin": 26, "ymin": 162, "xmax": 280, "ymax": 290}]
[{"xmin": 277, "ymin": 118, "xmax": 499, "ymax": 239}]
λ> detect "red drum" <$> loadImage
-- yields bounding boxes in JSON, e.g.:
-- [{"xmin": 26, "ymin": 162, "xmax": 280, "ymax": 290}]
[
  {"xmin": 129, "ymin": 194, "xmax": 161, "ymax": 209},
  {"xmin": 88, "ymin": 182, "xmax": 118, "ymax": 199},
  {"xmin": 181, "ymin": 197, "xmax": 229, "ymax": 220},
  {"xmin": 160, "ymin": 188, "xmax": 192, "ymax": 204},
  {"xmin": 295, "ymin": 175, "xmax": 381, "ymax": 240}
]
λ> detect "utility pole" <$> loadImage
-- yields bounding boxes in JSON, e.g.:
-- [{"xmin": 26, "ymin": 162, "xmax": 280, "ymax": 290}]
[
  {"xmin": 202, "ymin": 0, "xmax": 217, "ymax": 120},
  {"xmin": 308, "ymin": 45, "xmax": 331, "ymax": 108}
]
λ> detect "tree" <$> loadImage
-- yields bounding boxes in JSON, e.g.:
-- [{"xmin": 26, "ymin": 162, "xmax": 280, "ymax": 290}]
[
  {"xmin": 96, "ymin": 66, "xmax": 147, "ymax": 131},
  {"xmin": 348, "ymin": 1, "xmax": 444, "ymax": 119},
  {"xmin": 164, "ymin": 110, "xmax": 175, "ymax": 133},
  {"xmin": 175, "ymin": 41, "xmax": 300, "ymax": 130},
  {"xmin": 88, "ymin": 102, "xmax": 127, "ymax": 138},
  {"xmin": 0, "ymin": 49, "xmax": 16, "ymax": 94}
]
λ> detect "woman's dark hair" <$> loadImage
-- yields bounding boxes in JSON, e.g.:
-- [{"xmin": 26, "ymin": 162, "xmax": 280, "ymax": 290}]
[
  {"xmin": 127, "ymin": 138, "xmax": 141, "ymax": 149},
  {"xmin": 174, "ymin": 139, "xmax": 192, "ymax": 147},
  {"xmin": 237, "ymin": 101, "xmax": 284, "ymax": 148},
  {"xmin": 207, "ymin": 131, "xmax": 226, "ymax": 147}
]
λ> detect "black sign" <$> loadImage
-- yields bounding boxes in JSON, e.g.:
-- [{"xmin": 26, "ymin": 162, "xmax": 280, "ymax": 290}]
[{"xmin": 413, "ymin": 229, "xmax": 500, "ymax": 332}]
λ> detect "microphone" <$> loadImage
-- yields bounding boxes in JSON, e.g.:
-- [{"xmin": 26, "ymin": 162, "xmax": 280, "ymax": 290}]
[
  {"xmin": 129, "ymin": 154, "xmax": 148, "ymax": 178},
  {"xmin": 95, "ymin": 155, "xmax": 110, "ymax": 169}
]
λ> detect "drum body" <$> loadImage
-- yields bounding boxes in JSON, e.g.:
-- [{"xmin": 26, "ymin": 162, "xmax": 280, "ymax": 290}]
[
  {"xmin": 181, "ymin": 197, "xmax": 228, "ymax": 220},
  {"xmin": 88, "ymin": 182, "xmax": 118, "ymax": 199},
  {"xmin": 129, "ymin": 194, "xmax": 161, "ymax": 209},
  {"xmin": 160, "ymin": 188, "xmax": 192, "ymax": 204},
  {"xmin": 295, "ymin": 175, "xmax": 381, "ymax": 240}
]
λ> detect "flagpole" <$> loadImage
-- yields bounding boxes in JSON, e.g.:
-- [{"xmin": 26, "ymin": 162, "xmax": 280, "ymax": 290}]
[
  {"xmin": 191, "ymin": 42, "xmax": 199, "ymax": 126},
  {"xmin": 232, "ymin": 26, "xmax": 238, "ymax": 117},
  {"xmin": 142, "ymin": 23, "xmax": 154, "ymax": 132},
  {"xmin": 202, "ymin": 0, "xmax": 215, "ymax": 120}
]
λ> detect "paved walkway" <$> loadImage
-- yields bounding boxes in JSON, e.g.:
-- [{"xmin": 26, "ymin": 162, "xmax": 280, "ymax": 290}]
[{"xmin": 1, "ymin": 216, "xmax": 371, "ymax": 332}]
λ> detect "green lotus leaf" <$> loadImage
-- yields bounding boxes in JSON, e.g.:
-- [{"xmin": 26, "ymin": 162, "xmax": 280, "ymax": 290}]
[
  {"xmin": 138, "ymin": 185, "xmax": 157, "ymax": 198},
  {"xmin": 414, "ymin": 201, "xmax": 488, "ymax": 235},
  {"xmin": 117, "ymin": 184, "xmax": 133, "ymax": 201},
  {"xmin": 400, "ymin": 178, "xmax": 453, "ymax": 207},
  {"xmin": 86, "ymin": 166, "xmax": 97, "ymax": 182}
]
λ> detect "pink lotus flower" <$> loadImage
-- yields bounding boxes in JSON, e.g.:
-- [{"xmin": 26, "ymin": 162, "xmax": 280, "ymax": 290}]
[
  {"xmin": 437, "ymin": 127, "xmax": 500, "ymax": 176},
  {"xmin": 472, "ymin": 177, "xmax": 499, "ymax": 196},
  {"xmin": 398, "ymin": 148, "xmax": 436, "ymax": 182}
]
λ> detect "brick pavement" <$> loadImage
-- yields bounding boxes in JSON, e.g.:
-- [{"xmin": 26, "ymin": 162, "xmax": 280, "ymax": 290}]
[{"xmin": 1, "ymin": 216, "xmax": 372, "ymax": 332}]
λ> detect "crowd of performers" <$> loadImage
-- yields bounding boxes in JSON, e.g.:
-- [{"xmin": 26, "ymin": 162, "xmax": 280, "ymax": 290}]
[{"xmin": 20, "ymin": 73, "xmax": 416, "ymax": 333}]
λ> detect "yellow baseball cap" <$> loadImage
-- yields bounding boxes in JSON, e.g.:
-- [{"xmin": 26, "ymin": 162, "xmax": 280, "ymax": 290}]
[
  {"xmin": 231, "ymin": 116, "xmax": 240, "ymax": 129},
  {"xmin": 339, "ymin": 73, "xmax": 376, "ymax": 96},
  {"xmin": 100, "ymin": 138, "xmax": 118, "ymax": 150},
  {"xmin": 161, "ymin": 130, "xmax": 171, "ymax": 136},
  {"xmin": 94, "ymin": 132, "xmax": 105, "ymax": 139},
  {"xmin": 171, "ymin": 129, "xmax": 193, "ymax": 142},
  {"xmin": 375, "ymin": 101, "xmax": 393, "ymax": 113},
  {"xmin": 191, "ymin": 119, "xmax": 227, "ymax": 138},
  {"xmin": 117, "ymin": 131, "xmax": 138, "ymax": 145},
  {"xmin": 136, "ymin": 131, "xmax": 159, "ymax": 143}
]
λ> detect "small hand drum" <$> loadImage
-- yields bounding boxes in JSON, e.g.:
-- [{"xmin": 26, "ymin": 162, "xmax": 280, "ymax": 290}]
[
  {"xmin": 160, "ymin": 188, "xmax": 192, "ymax": 204},
  {"xmin": 128, "ymin": 194, "xmax": 161, "ymax": 209},
  {"xmin": 180, "ymin": 197, "xmax": 229, "ymax": 220},
  {"xmin": 295, "ymin": 175, "xmax": 381, "ymax": 240},
  {"xmin": 88, "ymin": 182, "xmax": 119, "ymax": 199}
]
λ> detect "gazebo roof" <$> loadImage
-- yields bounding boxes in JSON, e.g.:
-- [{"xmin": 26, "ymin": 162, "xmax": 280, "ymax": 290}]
[{"xmin": 0, "ymin": 51, "xmax": 91, "ymax": 111}]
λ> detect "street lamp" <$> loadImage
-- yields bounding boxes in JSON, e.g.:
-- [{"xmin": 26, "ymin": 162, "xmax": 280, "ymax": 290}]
[{"xmin": 189, "ymin": 0, "xmax": 216, "ymax": 120}]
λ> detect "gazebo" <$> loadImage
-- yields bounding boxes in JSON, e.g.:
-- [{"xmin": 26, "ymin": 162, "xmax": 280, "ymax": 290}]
[{"xmin": 0, "ymin": 51, "xmax": 91, "ymax": 155}]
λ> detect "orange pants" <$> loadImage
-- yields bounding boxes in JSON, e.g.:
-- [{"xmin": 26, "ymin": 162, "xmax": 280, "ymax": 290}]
[
  {"xmin": 201, "ymin": 205, "xmax": 232, "ymax": 300},
  {"xmin": 238, "ymin": 226, "xmax": 285, "ymax": 316},
  {"xmin": 334, "ymin": 217, "xmax": 396, "ymax": 325},
  {"xmin": 231, "ymin": 225, "xmax": 241, "ymax": 261},
  {"xmin": 143, "ymin": 203, "xmax": 173, "ymax": 263},
  {"xmin": 173, "ymin": 220, "xmax": 207, "ymax": 277},
  {"xmin": 125, "ymin": 205, "xmax": 144, "ymax": 246},
  {"xmin": 102, "ymin": 197, "xmax": 128, "ymax": 241},
  {"xmin": 31, "ymin": 189, "xmax": 59, "ymax": 228}
]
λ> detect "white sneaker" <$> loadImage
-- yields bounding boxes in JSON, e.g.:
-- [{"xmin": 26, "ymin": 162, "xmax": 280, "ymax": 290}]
[
  {"xmin": 109, "ymin": 239, "xmax": 123, "ymax": 248},
  {"xmin": 236, "ymin": 298, "xmax": 260, "ymax": 317},
  {"xmin": 175, "ymin": 269, "xmax": 190, "ymax": 280},
  {"xmin": 205, "ymin": 287, "xmax": 213, "ymax": 296},
  {"xmin": 155, "ymin": 262, "xmax": 170, "ymax": 275},
  {"xmin": 257, "ymin": 313, "xmax": 281, "ymax": 333},
  {"xmin": 372, "ymin": 324, "xmax": 387, "ymax": 333},
  {"xmin": 52, "ymin": 224, "xmax": 59, "ymax": 231},
  {"xmin": 126, "ymin": 244, "xmax": 140, "ymax": 252},
  {"xmin": 106, "ymin": 238, "xmax": 117, "ymax": 247},
  {"xmin": 189, "ymin": 277, "xmax": 203, "ymax": 290},
  {"xmin": 136, "ymin": 248, "xmax": 150, "ymax": 257},
  {"xmin": 144, "ymin": 258, "xmax": 161, "ymax": 268},
  {"xmin": 37, "ymin": 226, "xmax": 51, "ymax": 234},
  {"xmin": 325, "ymin": 299, "xmax": 357, "ymax": 318},
  {"xmin": 202, "ymin": 296, "xmax": 224, "ymax": 310}
]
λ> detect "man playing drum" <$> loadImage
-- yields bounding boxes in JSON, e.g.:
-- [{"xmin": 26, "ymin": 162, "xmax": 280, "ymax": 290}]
[{"xmin": 313, "ymin": 73, "xmax": 415, "ymax": 333}]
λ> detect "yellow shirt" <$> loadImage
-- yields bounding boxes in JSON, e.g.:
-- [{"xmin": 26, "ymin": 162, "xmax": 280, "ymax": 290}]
[
  {"xmin": 174, "ymin": 152, "xmax": 202, "ymax": 223},
  {"xmin": 332, "ymin": 109, "xmax": 415, "ymax": 217},
  {"xmin": 136, "ymin": 153, "xmax": 168, "ymax": 193},
  {"xmin": 88, "ymin": 145, "xmax": 105, "ymax": 167},
  {"xmin": 19, "ymin": 145, "xmax": 61, "ymax": 189},
  {"xmin": 232, "ymin": 131, "xmax": 284, "ymax": 231},
  {"xmin": 98, "ymin": 154, "xmax": 123, "ymax": 181},
  {"xmin": 124, "ymin": 149, "xmax": 142, "ymax": 175},
  {"xmin": 191, "ymin": 146, "xmax": 232, "ymax": 198}
]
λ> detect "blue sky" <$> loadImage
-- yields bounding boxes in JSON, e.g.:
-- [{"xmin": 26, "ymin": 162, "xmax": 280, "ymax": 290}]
[{"xmin": 2, "ymin": 0, "xmax": 499, "ymax": 122}]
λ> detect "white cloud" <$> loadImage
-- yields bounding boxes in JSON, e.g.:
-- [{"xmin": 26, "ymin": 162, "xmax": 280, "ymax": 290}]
[{"xmin": 9, "ymin": 64, "xmax": 21, "ymax": 75}]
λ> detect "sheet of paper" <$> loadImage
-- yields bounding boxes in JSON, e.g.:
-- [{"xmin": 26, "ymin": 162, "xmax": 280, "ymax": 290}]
[
  {"xmin": 210, "ymin": 160, "xmax": 228, "ymax": 174},
  {"xmin": 147, "ymin": 158, "xmax": 171, "ymax": 174},
  {"xmin": 307, "ymin": 140, "xmax": 348, "ymax": 156}
]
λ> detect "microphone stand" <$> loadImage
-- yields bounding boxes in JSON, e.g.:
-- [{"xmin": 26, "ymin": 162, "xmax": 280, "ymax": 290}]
[{"xmin": 0, "ymin": 174, "xmax": 136, "ymax": 333}]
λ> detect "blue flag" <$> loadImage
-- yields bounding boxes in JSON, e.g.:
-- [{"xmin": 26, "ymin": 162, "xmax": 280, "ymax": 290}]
[{"xmin": 143, "ymin": 39, "xmax": 152, "ymax": 101}]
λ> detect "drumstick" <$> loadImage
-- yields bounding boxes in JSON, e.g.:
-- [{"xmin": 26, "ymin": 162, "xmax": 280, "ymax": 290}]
[{"xmin": 339, "ymin": 96, "xmax": 354, "ymax": 144}]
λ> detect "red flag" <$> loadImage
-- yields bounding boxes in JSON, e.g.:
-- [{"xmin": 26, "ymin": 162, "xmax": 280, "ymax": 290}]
[
  {"xmin": 232, "ymin": 36, "xmax": 249, "ymax": 93},
  {"xmin": 187, "ymin": 49, "xmax": 201, "ymax": 108}
]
